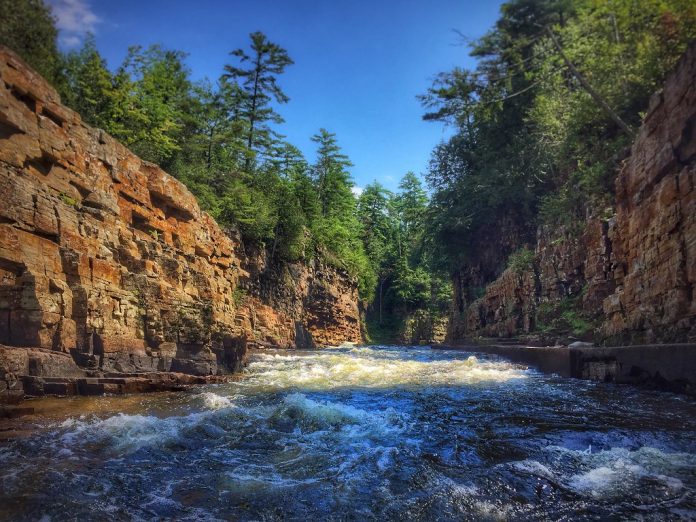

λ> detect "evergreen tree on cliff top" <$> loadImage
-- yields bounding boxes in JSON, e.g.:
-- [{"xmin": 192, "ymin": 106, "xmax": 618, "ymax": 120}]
[
  {"xmin": 0, "ymin": 0, "xmax": 62, "ymax": 84},
  {"xmin": 223, "ymin": 32, "xmax": 294, "ymax": 170},
  {"xmin": 118, "ymin": 45, "xmax": 194, "ymax": 167},
  {"xmin": 311, "ymin": 128, "xmax": 354, "ymax": 218}
]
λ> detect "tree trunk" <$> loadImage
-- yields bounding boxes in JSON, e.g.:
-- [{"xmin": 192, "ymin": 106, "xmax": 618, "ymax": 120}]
[
  {"xmin": 546, "ymin": 27, "xmax": 635, "ymax": 138},
  {"xmin": 379, "ymin": 277, "xmax": 384, "ymax": 325},
  {"xmin": 245, "ymin": 55, "xmax": 262, "ymax": 171}
]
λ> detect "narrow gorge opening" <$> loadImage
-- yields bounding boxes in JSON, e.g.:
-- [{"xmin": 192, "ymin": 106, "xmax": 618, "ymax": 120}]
[{"xmin": 1, "ymin": 0, "xmax": 695, "ymax": 520}]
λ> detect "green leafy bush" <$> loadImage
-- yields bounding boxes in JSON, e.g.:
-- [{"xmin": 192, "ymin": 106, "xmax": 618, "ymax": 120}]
[
  {"xmin": 535, "ymin": 294, "xmax": 598, "ymax": 337},
  {"xmin": 507, "ymin": 248, "xmax": 535, "ymax": 274}
]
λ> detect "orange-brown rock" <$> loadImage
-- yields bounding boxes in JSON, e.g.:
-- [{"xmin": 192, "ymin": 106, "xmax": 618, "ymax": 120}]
[
  {"xmin": 448, "ymin": 216, "xmax": 615, "ymax": 341},
  {"xmin": 0, "ymin": 46, "xmax": 361, "ymax": 397},
  {"xmin": 463, "ymin": 266, "xmax": 538, "ymax": 338},
  {"xmin": 602, "ymin": 42, "xmax": 696, "ymax": 343},
  {"xmin": 448, "ymin": 42, "xmax": 696, "ymax": 345}
]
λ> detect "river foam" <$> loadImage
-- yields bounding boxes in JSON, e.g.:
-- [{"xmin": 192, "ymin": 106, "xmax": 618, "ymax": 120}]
[
  {"xmin": 1, "ymin": 344, "xmax": 695, "ymax": 521},
  {"xmin": 511, "ymin": 445, "xmax": 696, "ymax": 502},
  {"xmin": 242, "ymin": 345, "xmax": 528, "ymax": 391}
]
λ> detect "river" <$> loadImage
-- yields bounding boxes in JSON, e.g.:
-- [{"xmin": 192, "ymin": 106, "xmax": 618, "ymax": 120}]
[{"xmin": 1, "ymin": 345, "xmax": 695, "ymax": 520}]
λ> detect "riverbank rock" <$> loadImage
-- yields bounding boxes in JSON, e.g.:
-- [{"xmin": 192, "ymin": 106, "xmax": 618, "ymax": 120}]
[
  {"xmin": 447, "ymin": 42, "xmax": 696, "ymax": 346},
  {"xmin": 601, "ymin": 42, "xmax": 696, "ymax": 343},
  {"xmin": 0, "ymin": 47, "xmax": 361, "ymax": 400}
]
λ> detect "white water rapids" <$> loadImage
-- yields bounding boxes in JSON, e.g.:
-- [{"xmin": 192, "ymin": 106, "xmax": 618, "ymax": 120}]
[{"xmin": 1, "ymin": 344, "xmax": 695, "ymax": 520}]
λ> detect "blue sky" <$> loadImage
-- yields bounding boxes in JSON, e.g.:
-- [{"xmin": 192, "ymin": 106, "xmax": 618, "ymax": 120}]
[{"xmin": 47, "ymin": 0, "xmax": 503, "ymax": 192}]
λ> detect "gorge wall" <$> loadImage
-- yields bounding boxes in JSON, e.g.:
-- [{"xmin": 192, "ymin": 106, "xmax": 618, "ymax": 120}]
[
  {"xmin": 449, "ymin": 42, "xmax": 696, "ymax": 346},
  {"xmin": 0, "ymin": 47, "xmax": 361, "ymax": 399}
]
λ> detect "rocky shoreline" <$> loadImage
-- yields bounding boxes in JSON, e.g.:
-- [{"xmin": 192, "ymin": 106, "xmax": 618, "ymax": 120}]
[
  {"xmin": 0, "ymin": 344, "xmax": 236, "ymax": 416},
  {"xmin": 435, "ymin": 340, "xmax": 696, "ymax": 396}
]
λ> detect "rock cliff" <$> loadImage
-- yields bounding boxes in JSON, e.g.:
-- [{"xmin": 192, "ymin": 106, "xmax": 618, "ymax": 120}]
[
  {"xmin": 0, "ymin": 47, "xmax": 361, "ymax": 400},
  {"xmin": 603, "ymin": 45, "xmax": 696, "ymax": 343},
  {"xmin": 448, "ymin": 42, "xmax": 696, "ymax": 345}
]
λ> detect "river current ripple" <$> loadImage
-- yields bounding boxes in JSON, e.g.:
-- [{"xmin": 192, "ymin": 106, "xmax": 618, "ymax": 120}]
[{"xmin": 1, "ymin": 345, "xmax": 695, "ymax": 520}]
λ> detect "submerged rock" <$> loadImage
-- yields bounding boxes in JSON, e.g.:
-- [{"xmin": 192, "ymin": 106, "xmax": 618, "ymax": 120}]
[{"xmin": 568, "ymin": 341, "xmax": 594, "ymax": 348}]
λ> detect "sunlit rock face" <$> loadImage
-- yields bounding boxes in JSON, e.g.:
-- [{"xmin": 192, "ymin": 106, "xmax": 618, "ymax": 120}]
[
  {"xmin": 449, "ymin": 42, "xmax": 696, "ymax": 344},
  {"xmin": 0, "ymin": 46, "xmax": 361, "ymax": 388},
  {"xmin": 602, "ymin": 42, "xmax": 696, "ymax": 343}
]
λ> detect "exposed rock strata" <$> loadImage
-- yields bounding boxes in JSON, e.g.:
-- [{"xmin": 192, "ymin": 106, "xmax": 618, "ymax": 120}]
[
  {"xmin": 447, "ymin": 214, "xmax": 536, "ymax": 341},
  {"xmin": 458, "ymin": 217, "xmax": 615, "ymax": 340},
  {"xmin": 449, "ymin": 42, "xmax": 696, "ymax": 345},
  {"xmin": 603, "ymin": 44, "xmax": 696, "ymax": 343},
  {"xmin": 0, "ymin": 345, "xmax": 227, "ymax": 403},
  {"xmin": 0, "ymin": 47, "xmax": 361, "ymax": 400}
]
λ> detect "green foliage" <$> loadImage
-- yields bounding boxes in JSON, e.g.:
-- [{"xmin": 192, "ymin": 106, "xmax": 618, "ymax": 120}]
[
  {"xmin": 232, "ymin": 287, "xmax": 247, "ymax": 307},
  {"xmin": 538, "ymin": 189, "xmax": 578, "ymax": 228},
  {"xmin": 314, "ymin": 215, "xmax": 374, "ymax": 299},
  {"xmin": 422, "ymin": 0, "xmax": 696, "ymax": 286},
  {"xmin": 391, "ymin": 262, "xmax": 431, "ymax": 308},
  {"xmin": 357, "ymin": 172, "xmax": 452, "ymax": 337},
  {"xmin": 535, "ymin": 295, "xmax": 597, "ymax": 337},
  {"xmin": 430, "ymin": 275, "xmax": 453, "ymax": 312},
  {"xmin": 290, "ymin": 169, "xmax": 321, "ymax": 229},
  {"xmin": 218, "ymin": 175, "xmax": 277, "ymax": 241},
  {"xmin": 0, "ymin": 0, "xmax": 61, "ymax": 84},
  {"xmin": 357, "ymin": 183, "xmax": 393, "ymax": 278},
  {"xmin": 223, "ymin": 31, "xmax": 294, "ymax": 168},
  {"xmin": 270, "ymin": 179, "xmax": 307, "ymax": 262},
  {"xmin": 119, "ymin": 45, "xmax": 193, "ymax": 166},
  {"xmin": 507, "ymin": 248, "xmax": 535, "ymax": 273},
  {"xmin": 364, "ymin": 315, "xmax": 405, "ymax": 345},
  {"xmin": 311, "ymin": 129, "xmax": 354, "ymax": 217},
  {"xmin": 58, "ymin": 193, "xmax": 78, "ymax": 207},
  {"xmin": 61, "ymin": 37, "xmax": 127, "ymax": 134},
  {"xmin": 61, "ymin": 39, "xmax": 193, "ymax": 166}
]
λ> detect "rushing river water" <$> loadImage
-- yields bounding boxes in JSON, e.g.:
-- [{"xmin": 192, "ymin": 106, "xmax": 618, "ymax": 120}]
[{"xmin": 1, "ymin": 345, "xmax": 696, "ymax": 521}]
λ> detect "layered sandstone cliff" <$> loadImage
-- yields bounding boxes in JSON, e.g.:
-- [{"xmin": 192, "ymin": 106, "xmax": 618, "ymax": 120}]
[
  {"xmin": 449, "ymin": 42, "xmax": 696, "ymax": 345},
  {"xmin": 602, "ymin": 48, "xmax": 696, "ymax": 343},
  {"xmin": 0, "ymin": 47, "xmax": 360, "ymax": 399}
]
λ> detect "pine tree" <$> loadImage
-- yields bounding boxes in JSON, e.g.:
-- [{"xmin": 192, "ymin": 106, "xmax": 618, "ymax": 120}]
[
  {"xmin": 0, "ymin": 0, "xmax": 61, "ymax": 84},
  {"xmin": 119, "ymin": 45, "xmax": 193, "ymax": 166},
  {"xmin": 223, "ymin": 32, "xmax": 293, "ymax": 170},
  {"xmin": 358, "ymin": 183, "xmax": 396, "ymax": 323},
  {"xmin": 311, "ymin": 128, "xmax": 353, "ymax": 217},
  {"xmin": 61, "ymin": 36, "xmax": 131, "ymax": 139},
  {"xmin": 394, "ymin": 172, "xmax": 428, "ymax": 240}
]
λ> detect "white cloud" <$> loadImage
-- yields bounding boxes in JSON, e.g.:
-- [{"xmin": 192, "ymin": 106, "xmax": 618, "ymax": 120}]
[
  {"xmin": 351, "ymin": 186, "xmax": 364, "ymax": 197},
  {"xmin": 60, "ymin": 34, "xmax": 82, "ymax": 48},
  {"xmin": 48, "ymin": 0, "xmax": 101, "ymax": 48}
]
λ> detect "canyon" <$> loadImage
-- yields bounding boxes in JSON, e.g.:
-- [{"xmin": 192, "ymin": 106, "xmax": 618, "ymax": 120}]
[
  {"xmin": 0, "ymin": 47, "xmax": 361, "ymax": 402},
  {"xmin": 448, "ymin": 42, "xmax": 696, "ymax": 348},
  {"xmin": 1, "ymin": 39, "xmax": 696, "ymax": 403}
]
